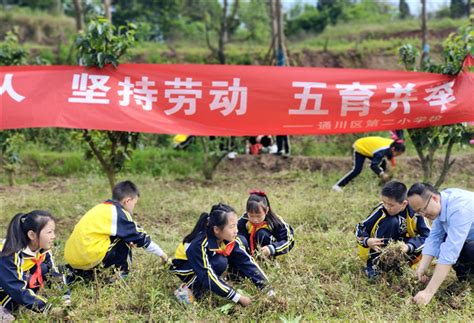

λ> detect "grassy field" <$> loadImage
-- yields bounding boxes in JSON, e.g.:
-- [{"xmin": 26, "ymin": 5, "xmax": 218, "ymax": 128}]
[{"xmin": 1, "ymin": 156, "xmax": 473, "ymax": 321}]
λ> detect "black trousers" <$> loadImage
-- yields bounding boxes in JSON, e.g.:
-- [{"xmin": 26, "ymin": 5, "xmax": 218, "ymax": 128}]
[
  {"xmin": 336, "ymin": 151, "xmax": 386, "ymax": 187},
  {"xmin": 102, "ymin": 239, "xmax": 132, "ymax": 274},
  {"xmin": 276, "ymin": 135, "xmax": 290, "ymax": 154},
  {"xmin": 453, "ymin": 240, "xmax": 474, "ymax": 281},
  {"xmin": 66, "ymin": 239, "xmax": 132, "ymax": 283}
]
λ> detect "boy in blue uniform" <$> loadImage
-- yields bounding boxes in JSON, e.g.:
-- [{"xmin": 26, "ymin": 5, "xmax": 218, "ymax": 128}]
[
  {"xmin": 170, "ymin": 203, "xmax": 272, "ymax": 306},
  {"xmin": 64, "ymin": 180, "xmax": 167, "ymax": 279},
  {"xmin": 356, "ymin": 181, "xmax": 430, "ymax": 278}
]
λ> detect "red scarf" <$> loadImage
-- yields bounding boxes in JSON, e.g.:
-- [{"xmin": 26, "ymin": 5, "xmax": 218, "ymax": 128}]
[
  {"xmin": 215, "ymin": 241, "xmax": 235, "ymax": 257},
  {"xmin": 28, "ymin": 253, "xmax": 45, "ymax": 289},
  {"xmin": 249, "ymin": 221, "xmax": 268, "ymax": 256}
]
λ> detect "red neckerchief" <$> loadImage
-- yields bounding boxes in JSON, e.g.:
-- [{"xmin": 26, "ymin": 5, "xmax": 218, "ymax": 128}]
[
  {"xmin": 28, "ymin": 253, "xmax": 46, "ymax": 289},
  {"xmin": 249, "ymin": 221, "xmax": 268, "ymax": 256},
  {"xmin": 215, "ymin": 241, "xmax": 235, "ymax": 257}
]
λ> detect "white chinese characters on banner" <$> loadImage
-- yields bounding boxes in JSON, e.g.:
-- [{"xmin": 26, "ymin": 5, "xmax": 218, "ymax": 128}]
[
  {"xmin": 290, "ymin": 82, "xmax": 328, "ymax": 115},
  {"xmin": 118, "ymin": 76, "xmax": 158, "ymax": 111},
  {"xmin": 382, "ymin": 83, "xmax": 417, "ymax": 115},
  {"xmin": 209, "ymin": 78, "xmax": 247, "ymax": 116},
  {"xmin": 164, "ymin": 77, "xmax": 202, "ymax": 115},
  {"xmin": 336, "ymin": 82, "xmax": 377, "ymax": 117},
  {"xmin": 68, "ymin": 73, "xmax": 111, "ymax": 104},
  {"xmin": 0, "ymin": 74, "xmax": 25, "ymax": 102},
  {"xmin": 424, "ymin": 81, "xmax": 456, "ymax": 112}
]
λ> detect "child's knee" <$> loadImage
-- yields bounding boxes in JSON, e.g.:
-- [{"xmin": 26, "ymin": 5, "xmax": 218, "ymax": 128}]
[
  {"xmin": 255, "ymin": 229, "xmax": 272, "ymax": 245},
  {"xmin": 374, "ymin": 216, "xmax": 400, "ymax": 240},
  {"xmin": 237, "ymin": 234, "xmax": 249, "ymax": 249}
]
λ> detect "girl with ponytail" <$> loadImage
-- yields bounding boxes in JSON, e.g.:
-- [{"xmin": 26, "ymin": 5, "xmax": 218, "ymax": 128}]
[
  {"xmin": 170, "ymin": 203, "xmax": 272, "ymax": 306},
  {"xmin": 238, "ymin": 191, "xmax": 295, "ymax": 258},
  {"xmin": 0, "ymin": 210, "xmax": 68, "ymax": 315}
]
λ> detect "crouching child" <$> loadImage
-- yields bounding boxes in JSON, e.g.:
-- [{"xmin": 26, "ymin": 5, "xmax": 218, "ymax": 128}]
[
  {"xmin": 170, "ymin": 203, "xmax": 273, "ymax": 306},
  {"xmin": 356, "ymin": 181, "xmax": 430, "ymax": 278}
]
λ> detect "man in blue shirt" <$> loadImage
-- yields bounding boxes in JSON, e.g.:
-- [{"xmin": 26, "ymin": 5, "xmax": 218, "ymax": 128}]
[{"xmin": 407, "ymin": 183, "xmax": 474, "ymax": 305}]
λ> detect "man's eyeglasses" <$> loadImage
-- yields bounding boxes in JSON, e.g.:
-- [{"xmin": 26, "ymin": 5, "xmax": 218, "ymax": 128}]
[{"xmin": 416, "ymin": 194, "xmax": 432, "ymax": 214}]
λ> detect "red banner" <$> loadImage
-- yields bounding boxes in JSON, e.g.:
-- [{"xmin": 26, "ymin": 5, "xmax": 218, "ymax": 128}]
[{"xmin": 1, "ymin": 63, "xmax": 473, "ymax": 135}]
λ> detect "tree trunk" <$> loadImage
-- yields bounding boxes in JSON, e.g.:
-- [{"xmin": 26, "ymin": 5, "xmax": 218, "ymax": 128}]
[
  {"xmin": 73, "ymin": 0, "xmax": 85, "ymax": 32},
  {"xmin": 105, "ymin": 168, "xmax": 116, "ymax": 192},
  {"xmin": 408, "ymin": 130, "xmax": 430, "ymax": 181},
  {"xmin": 103, "ymin": 0, "xmax": 112, "ymax": 21},
  {"xmin": 201, "ymin": 137, "xmax": 213, "ymax": 180},
  {"xmin": 275, "ymin": 0, "xmax": 287, "ymax": 66},
  {"xmin": 470, "ymin": 0, "xmax": 473, "ymax": 23},
  {"xmin": 467, "ymin": 0, "xmax": 474, "ymax": 25},
  {"xmin": 218, "ymin": 0, "xmax": 228, "ymax": 64},
  {"xmin": 83, "ymin": 130, "xmax": 116, "ymax": 190},
  {"xmin": 434, "ymin": 138, "xmax": 456, "ymax": 189},
  {"xmin": 7, "ymin": 169, "xmax": 14, "ymax": 187},
  {"xmin": 420, "ymin": 0, "xmax": 428, "ymax": 67},
  {"xmin": 263, "ymin": 0, "xmax": 277, "ymax": 65}
]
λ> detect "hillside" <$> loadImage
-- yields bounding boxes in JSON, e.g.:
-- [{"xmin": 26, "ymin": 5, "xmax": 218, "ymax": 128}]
[{"xmin": 0, "ymin": 8, "xmax": 468, "ymax": 70}]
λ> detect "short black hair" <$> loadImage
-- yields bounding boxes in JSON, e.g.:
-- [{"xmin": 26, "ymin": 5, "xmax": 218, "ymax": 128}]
[
  {"xmin": 260, "ymin": 136, "xmax": 272, "ymax": 147},
  {"xmin": 407, "ymin": 182, "xmax": 439, "ymax": 199},
  {"xmin": 381, "ymin": 181, "xmax": 407, "ymax": 203},
  {"xmin": 112, "ymin": 180, "xmax": 140, "ymax": 201},
  {"xmin": 390, "ymin": 140, "xmax": 405, "ymax": 153}
]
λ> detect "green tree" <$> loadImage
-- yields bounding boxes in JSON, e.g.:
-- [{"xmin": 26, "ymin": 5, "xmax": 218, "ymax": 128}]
[
  {"xmin": 399, "ymin": 0, "xmax": 410, "ymax": 19},
  {"xmin": 450, "ymin": 0, "xmax": 469, "ymax": 18},
  {"xmin": 238, "ymin": 0, "xmax": 271, "ymax": 42},
  {"xmin": 75, "ymin": 17, "xmax": 140, "ymax": 190},
  {"xmin": 0, "ymin": 31, "xmax": 27, "ymax": 66},
  {"xmin": 199, "ymin": 137, "xmax": 228, "ymax": 181},
  {"xmin": 204, "ymin": 0, "xmax": 240, "ymax": 64},
  {"xmin": 0, "ymin": 31, "xmax": 28, "ymax": 186},
  {"xmin": 112, "ymin": 0, "xmax": 183, "ymax": 41},
  {"xmin": 285, "ymin": 4, "xmax": 329, "ymax": 37},
  {"xmin": 317, "ymin": 0, "xmax": 346, "ymax": 25},
  {"xmin": 338, "ymin": 0, "xmax": 394, "ymax": 24},
  {"xmin": 398, "ymin": 24, "xmax": 473, "ymax": 188}
]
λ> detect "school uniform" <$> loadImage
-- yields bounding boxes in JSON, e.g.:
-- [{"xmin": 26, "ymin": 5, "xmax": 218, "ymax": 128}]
[
  {"xmin": 356, "ymin": 203, "xmax": 431, "ymax": 275},
  {"xmin": 237, "ymin": 213, "xmax": 294, "ymax": 257},
  {"xmin": 337, "ymin": 136, "xmax": 394, "ymax": 187},
  {"xmin": 0, "ymin": 245, "xmax": 64, "ymax": 312},
  {"xmin": 64, "ymin": 199, "xmax": 164, "ymax": 275},
  {"xmin": 170, "ymin": 232, "xmax": 268, "ymax": 302}
]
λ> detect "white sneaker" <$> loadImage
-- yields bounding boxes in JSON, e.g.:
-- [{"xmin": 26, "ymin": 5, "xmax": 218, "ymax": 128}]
[
  {"xmin": 332, "ymin": 184, "xmax": 343, "ymax": 192},
  {"xmin": 227, "ymin": 152, "xmax": 237, "ymax": 160}
]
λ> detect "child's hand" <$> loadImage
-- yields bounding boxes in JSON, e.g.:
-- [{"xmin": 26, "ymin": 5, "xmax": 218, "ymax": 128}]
[
  {"xmin": 160, "ymin": 253, "xmax": 169, "ymax": 264},
  {"xmin": 380, "ymin": 173, "xmax": 391, "ymax": 183},
  {"xmin": 62, "ymin": 294, "xmax": 72, "ymax": 306},
  {"xmin": 401, "ymin": 243, "xmax": 410, "ymax": 253},
  {"xmin": 238, "ymin": 295, "xmax": 252, "ymax": 306},
  {"xmin": 367, "ymin": 238, "xmax": 384, "ymax": 252},
  {"xmin": 261, "ymin": 246, "xmax": 272, "ymax": 257}
]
